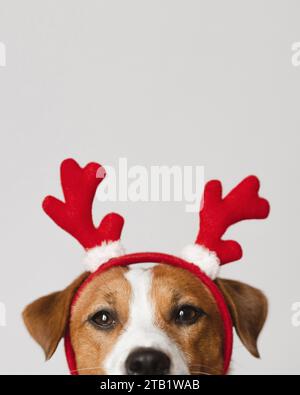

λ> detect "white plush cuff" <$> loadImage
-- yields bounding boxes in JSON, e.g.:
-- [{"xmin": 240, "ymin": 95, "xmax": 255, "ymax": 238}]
[
  {"xmin": 83, "ymin": 241, "xmax": 125, "ymax": 272},
  {"xmin": 181, "ymin": 244, "xmax": 220, "ymax": 280}
]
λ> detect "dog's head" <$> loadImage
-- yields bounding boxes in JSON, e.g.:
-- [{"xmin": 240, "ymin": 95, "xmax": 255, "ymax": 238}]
[{"xmin": 23, "ymin": 263, "xmax": 267, "ymax": 375}]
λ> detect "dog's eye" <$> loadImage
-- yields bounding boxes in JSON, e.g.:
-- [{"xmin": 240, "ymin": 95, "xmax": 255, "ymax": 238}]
[
  {"xmin": 174, "ymin": 305, "xmax": 205, "ymax": 326},
  {"xmin": 89, "ymin": 310, "xmax": 116, "ymax": 330}
]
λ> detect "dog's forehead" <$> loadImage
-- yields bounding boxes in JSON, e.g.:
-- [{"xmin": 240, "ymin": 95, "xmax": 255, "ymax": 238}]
[{"xmin": 73, "ymin": 262, "xmax": 216, "ymax": 314}]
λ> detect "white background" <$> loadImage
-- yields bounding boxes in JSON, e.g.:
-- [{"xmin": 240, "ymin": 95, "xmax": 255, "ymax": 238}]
[{"xmin": 0, "ymin": 0, "xmax": 299, "ymax": 374}]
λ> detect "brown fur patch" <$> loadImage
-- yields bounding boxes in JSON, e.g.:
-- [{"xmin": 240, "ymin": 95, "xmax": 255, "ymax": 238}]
[
  {"xmin": 151, "ymin": 265, "xmax": 224, "ymax": 375},
  {"xmin": 69, "ymin": 266, "xmax": 131, "ymax": 374}
]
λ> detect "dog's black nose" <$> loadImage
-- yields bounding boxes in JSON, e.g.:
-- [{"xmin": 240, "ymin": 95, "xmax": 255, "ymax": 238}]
[{"xmin": 125, "ymin": 347, "xmax": 171, "ymax": 375}]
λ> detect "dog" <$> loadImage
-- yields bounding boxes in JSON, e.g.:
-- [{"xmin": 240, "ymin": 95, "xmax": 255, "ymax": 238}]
[
  {"xmin": 22, "ymin": 158, "xmax": 269, "ymax": 375},
  {"xmin": 23, "ymin": 263, "xmax": 267, "ymax": 375}
]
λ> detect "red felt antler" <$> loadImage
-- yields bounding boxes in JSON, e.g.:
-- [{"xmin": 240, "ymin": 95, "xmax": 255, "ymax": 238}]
[
  {"xmin": 42, "ymin": 158, "xmax": 124, "ymax": 249},
  {"xmin": 196, "ymin": 175, "xmax": 270, "ymax": 264}
]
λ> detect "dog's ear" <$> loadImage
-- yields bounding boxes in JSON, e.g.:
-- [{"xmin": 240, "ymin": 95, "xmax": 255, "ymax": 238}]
[
  {"xmin": 23, "ymin": 272, "xmax": 88, "ymax": 360},
  {"xmin": 215, "ymin": 278, "xmax": 268, "ymax": 358}
]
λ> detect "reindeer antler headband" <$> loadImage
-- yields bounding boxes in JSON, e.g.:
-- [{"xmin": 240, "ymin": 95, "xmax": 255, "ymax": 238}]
[{"xmin": 43, "ymin": 158, "xmax": 270, "ymax": 374}]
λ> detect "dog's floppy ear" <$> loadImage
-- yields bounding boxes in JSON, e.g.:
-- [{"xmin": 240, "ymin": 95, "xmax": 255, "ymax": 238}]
[
  {"xmin": 23, "ymin": 272, "xmax": 88, "ymax": 360},
  {"xmin": 215, "ymin": 278, "xmax": 268, "ymax": 358}
]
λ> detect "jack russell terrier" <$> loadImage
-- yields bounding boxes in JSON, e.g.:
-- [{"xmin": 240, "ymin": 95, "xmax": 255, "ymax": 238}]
[{"xmin": 23, "ymin": 159, "xmax": 270, "ymax": 375}]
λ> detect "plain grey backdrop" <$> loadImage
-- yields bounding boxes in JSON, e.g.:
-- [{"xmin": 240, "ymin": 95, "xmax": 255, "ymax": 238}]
[{"xmin": 0, "ymin": 0, "xmax": 299, "ymax": 374}]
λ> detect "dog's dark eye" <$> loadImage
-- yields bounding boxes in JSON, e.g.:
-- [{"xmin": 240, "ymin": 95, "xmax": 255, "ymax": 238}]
[
  {"xmin": 89, "ymin": 310, "xmax": 116, "ymax": 330},
  {"xmin": 174, "ymin": 305, "xmax": 206, "ymax": 326}
]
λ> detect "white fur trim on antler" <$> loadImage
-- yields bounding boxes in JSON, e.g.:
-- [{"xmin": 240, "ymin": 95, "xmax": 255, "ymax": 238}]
[
  {"xmin": 181, "ymin": 244, "xmax": 220, "ymax": 280},
  {"xmin": 83, "ymin": 241, "xmax": 125, "ymax": 272}
]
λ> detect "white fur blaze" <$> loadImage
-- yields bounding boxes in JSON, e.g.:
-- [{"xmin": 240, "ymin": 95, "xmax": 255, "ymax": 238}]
[{"xmin": 103, "ymin": 263, "xmax": 189, "ymax": 375}]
